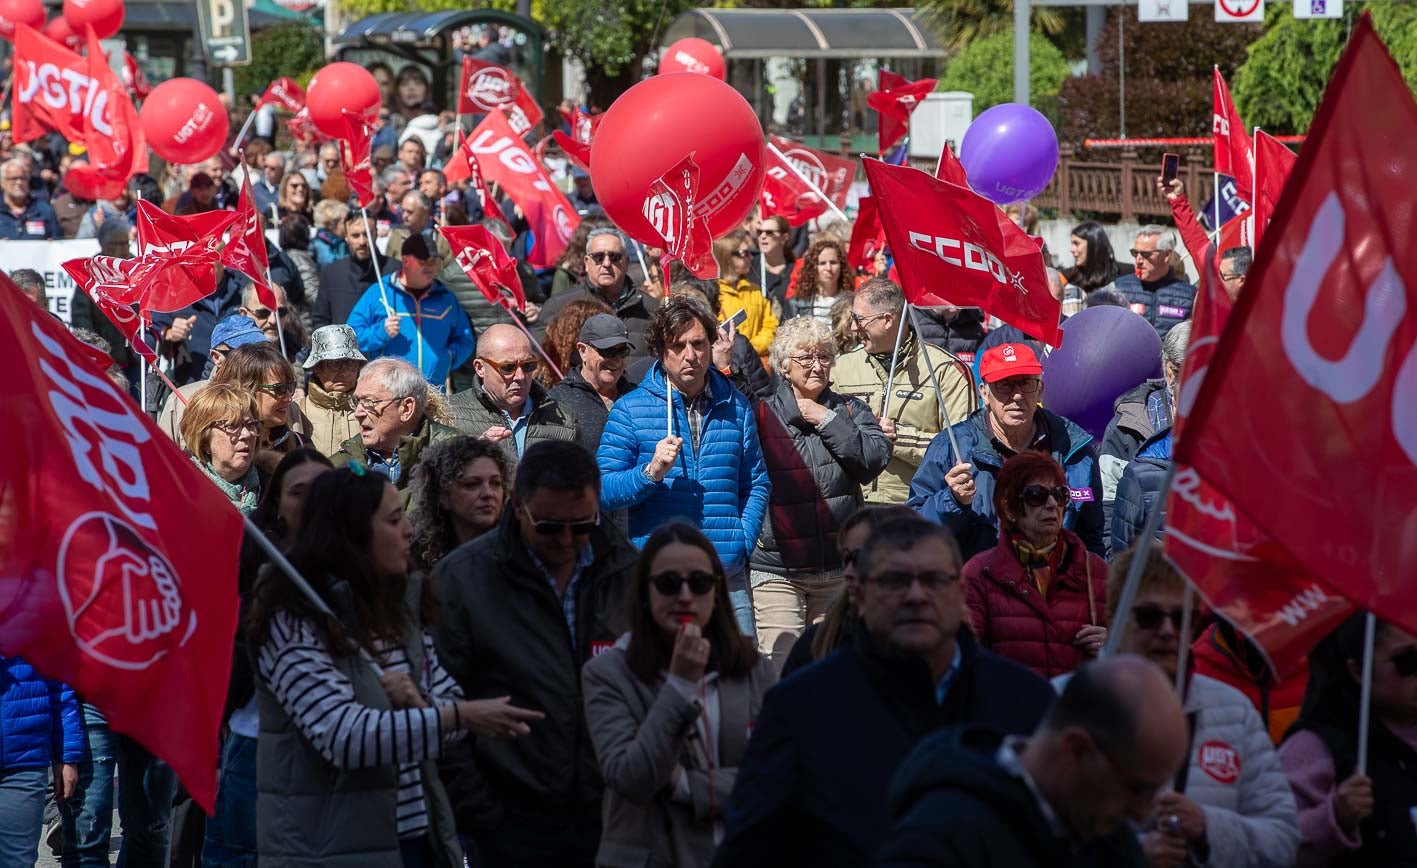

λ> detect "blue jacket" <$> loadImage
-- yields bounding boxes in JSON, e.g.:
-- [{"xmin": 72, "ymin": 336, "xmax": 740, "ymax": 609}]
[
  {"xmin": 597, "ymin": 363, "xmax": 771, "ymax": 574},
  {"xmin": 1111, "ymin": 427, "xmax": 1171, "ymax": 556},
  {"xmin": 1112, "ymin": 272, "xmax": 1196, "ymax": 338},
  {"xmin": 346, "ymin": 272, "xmax": 475, "ymax": 384},
  {"xmin": 0, "ymin": 196, "xmax": 61, "ymax": 239},
  {"xmin": 312, "ymin": 228, "xmax": 349, "ymax": 269},
  {"xmin": 908, "ymin": 407, "xmax": 1105, "ymax": 562},
  {"xmin": 0, "ymin": 656, "xmax": 84, "ymax": 769}
]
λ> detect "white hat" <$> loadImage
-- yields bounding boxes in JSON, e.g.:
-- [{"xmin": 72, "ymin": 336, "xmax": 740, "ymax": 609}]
[{"xmin": 303, "ymin": 325, "xmax": 367, "ymax": 369}]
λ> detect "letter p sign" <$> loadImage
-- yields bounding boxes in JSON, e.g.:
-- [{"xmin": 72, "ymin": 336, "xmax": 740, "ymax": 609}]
[{"xmin": 211, "ymin": 0, "xmax": 234, "ymax": 34}]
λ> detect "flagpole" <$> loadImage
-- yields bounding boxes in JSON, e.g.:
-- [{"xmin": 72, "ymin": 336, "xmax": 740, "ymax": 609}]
[
  {"xmin": 359, "ymin": 207, "xmax": 394, "ymax": 317},
  {"xmin": 139, "ymin": 354, "xmax": 148, "ymax": 414},
  {"xmin": 1174, "ymin": 581, "xmax": 1194, "ymax": 697},
  {"xmin": 233, "ymin": 109, "xmax": 258, "ymax": 151},
  {"xmin": 1102, "ymin": 461, "xmax": 1177, "ymax": 658},
  {"xmin": 879, "ymin": 300, "xmax": 909, "ymax": 419},
  {"xmin": 766, "ymin": 142, "xmax": 850, "ymax": 224},
  {"xmin": 906, "ymin": 305, "xmax": 960, "ymax": 459},
  {"xmin": 1357, "ymin": 610, "xmax": 1377, "ymax": 774},
  {"xmin": 630, "ymin": 239, "xmax": 650, "ymax": 285},
  {"xmin": 265, "ymin": 268, "xmax": 289, "ymax": 360},
  {"xmin": 758, "ymin": 228, "xmax": 768, "ymax": 299}
]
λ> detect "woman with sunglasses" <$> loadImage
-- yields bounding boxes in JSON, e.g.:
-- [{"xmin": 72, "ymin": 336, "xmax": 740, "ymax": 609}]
[
  {"xmin": 1281, "ymin": 613, "xmax": 1417, "ymax": 867},
  {"xmin": 752, "ymin": 215, "xmax": 795, "ymax": 318},
  {"xmin": 582, "ymin": 523, "xmax": 776, "ymax": 868},
  {"xmin": 1105, "ymin": 546, "xmax": 1299, "ymax": 868},
  {"xmin": 181, "ymin": 383, "xmax": 263, "ymax": 514},
  {"xmin": 962, "ymin": 451, "xmax": 1109, "ymax": 679},
  {"xmin": 277, "ymin": 171, "xmax": 313, "ymax": 223},
  {"xmin": 212, "ymin": 341, "xmax": 311, "ymax": 470},
  {"xmin": 712, "ymin": 231, "xmax": 778, "ymax": 356}
]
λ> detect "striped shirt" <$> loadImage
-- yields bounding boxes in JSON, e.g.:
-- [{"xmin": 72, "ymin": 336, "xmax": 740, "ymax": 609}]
[{"xmin": 257, "ymin": 612, "xmax": 465, "ymax": 839}]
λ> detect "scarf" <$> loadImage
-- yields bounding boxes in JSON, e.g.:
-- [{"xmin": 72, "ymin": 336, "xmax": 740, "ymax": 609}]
[
  {"xmin": 194, "ymin": 456, "xmax": 261, "ymax": 515},
  {"xmin": 1008, "ymin": 531, "xmax": 1067, "ymax": 597}
]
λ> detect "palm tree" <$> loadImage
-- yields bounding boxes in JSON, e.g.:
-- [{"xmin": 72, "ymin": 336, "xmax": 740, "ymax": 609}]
[{"xmin": 917, "ymin": 0, "xmax": 1065, "ymax": 53}]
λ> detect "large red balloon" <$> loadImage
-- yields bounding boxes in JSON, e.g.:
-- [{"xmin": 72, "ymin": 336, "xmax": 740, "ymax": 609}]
[
  {"xmin": 0, "ymin": 0, "xmax": 44, "ymax": 41},
  {"xmin": 306, "ymin": 62, "xmax": 381, "ymax": 138},
  {"xmin": 658, "ymin": 38, "xmax": 726, "ymax": 81},
  {"xmin": 140, "ymin": 78, "xmax": 229, "ymax": 164},
  {"xmin": 43, "ymin": 14, "xmax": 80, "ymax": 48},
  {"xmin": 62, "ymin": 0, "xmax": 122, "ymax": 40},
  {"xmin": 591, "ymin": 73, "xmax": 763, "ymax": 245}
]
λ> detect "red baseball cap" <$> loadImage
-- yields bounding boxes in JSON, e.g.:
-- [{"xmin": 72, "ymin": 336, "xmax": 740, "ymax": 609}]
[{"xmin": 978, "ymin": 343, "xmax": 1042, "ymax": 383}]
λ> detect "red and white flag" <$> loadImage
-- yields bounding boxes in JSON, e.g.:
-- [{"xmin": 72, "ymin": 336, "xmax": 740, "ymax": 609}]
[
  {"xmin": 61, "ymin": 256, "xmax": 160, "ymax": 366},
  {"xmin": 1212, "ymin": 68, "xmax": 1255, "ymax": 203},
  {"xmin": 1251, "ymin": 130, "xmax": 1297, "ymax": 250},
  {"xmin": 768, "ymin": 135, "xmax": 856, "ymax": 212},
  {"xmin": 1174, "ymin": 16, "xmax": 1417, "ymax": 659},
  {"xmin": 867, "ymin": 70, "xmax": 937, "ymax": 156},
  {"xmin": 847, "ymin": 195, "xmax": 887, "ymax": 272},
  {"xmin": 12, "ymin": 24, "xmax": 89, "ymax": 143},
  {"xmin": 256, "ymin": 76, "xmax": 306, "ymax": 114},
  {"xmin": 935, "ymin": 141, "xmax": 970, "ymax": 187},
  {"xmin": 863, "ymin": 158, "xmax": 1061, "ymax": 345},
  {"xmin": 459, "ymin": 57, "xmax": 544, "ymax": 135},
  {"xmin": 0, "ymin": 289, "xmax": 243, "ymax": 813},
  {"xmin": 440, "ymin": 224, "xmax": 526, "ymax": 313},
  {"xmin": 62, "ymin": 27, "xmax": 147, "ymax": 201},
  {"xmin": 223, "ymin": 167, "xmax": 278, "ymax": 309},
  {"xmin": 338, "ymin": 109, "xmax": 378, "ymax": 210},
  {"xmin": 644, "ymin": 153, "xmax": 717, "ymax": 280},
  {"xmin": 761, "ymin": 146, "xmax": 829, "ymax": 227},
  {"xmin": 132, "ymin": 201, "xmax": 233, "ymax": 313},
  {"xmin": 121, "ymin": 51, "xmax": 152, "ymax": 101},
  {"xmin": 463, "ymin": 109, "xmax": 579, "ymax": 268},
  {"xmin": 441, "ymin": 138, "xmax": 508, "ymax": 230}
]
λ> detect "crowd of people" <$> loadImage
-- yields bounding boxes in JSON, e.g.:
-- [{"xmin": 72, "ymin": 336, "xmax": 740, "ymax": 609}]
[{"xmin": 1, "ymin": 71, "xmax": 1405, "ymax": 868}]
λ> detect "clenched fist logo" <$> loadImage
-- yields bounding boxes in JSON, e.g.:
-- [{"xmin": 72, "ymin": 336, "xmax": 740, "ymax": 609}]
[{"xmin": 57, "ymin": 512, "xmax": 196, "ymax": 670}]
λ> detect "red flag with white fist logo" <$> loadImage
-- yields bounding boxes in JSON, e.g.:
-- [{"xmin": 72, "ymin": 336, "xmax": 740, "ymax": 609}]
[
  {"xmin": 0, "ymin": 288, "xmax": 242, "ymax": 813},
  {"xmin": 644, "ymin": 153, "xmax": 718, "ymax": 280}
]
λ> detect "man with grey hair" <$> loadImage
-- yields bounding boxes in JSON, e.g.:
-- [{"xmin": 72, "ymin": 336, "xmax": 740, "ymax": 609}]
[
  {"xmin": 1113, "ymin": 225, "xmax": 1196, "ymax": 338},
  {"xmin": 333, "ymin": 356, "xmax": 458, "ymax": 490},
  {"xmin": 315, "ymin": 142, "xmax": 340, "ymax": 185},
  {"xmin": 9, "ymin": 268, "xmax": 45, "ymax": 307},
  {"xmin": 536, "ymin": 224, "xmax": 660, "ymax": 363},
  {"xmin": 0, "ymin": 157, "xmax": 59, "ymax": 239},
  {"xmin": 1218, "ymin": 245, "xmax": 1251, "ymax": 302},
  {"xmin": 382, "ymin": 165, "xmax": 413, "ymax": 215},
  {"xmin": 254, "ymin": 151, "xmax": 285, "ymax": 214},
  {"xmin": 386, "ymin": 191, "xmax": 438, "ymax": 261}
]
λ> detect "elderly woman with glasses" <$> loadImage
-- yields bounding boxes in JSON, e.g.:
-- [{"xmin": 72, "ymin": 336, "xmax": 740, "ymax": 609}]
[
  {"xmin": 749, "ymin": 317, "xmax": 892, "ymax": 667},
  {"xmin": 181, "ymin": 382, "xmax": 263, "ymax": 513},
  {"xmin": 712, "ymin": 231, "xmax": 778, "ymax": 356},
  {"xmin": 211, "ymin": 340, "xmax": 311, "ymax": 469},
  {"xmin": 961, "ymin": 451, "xmax": 1109, "ymax": 679}
]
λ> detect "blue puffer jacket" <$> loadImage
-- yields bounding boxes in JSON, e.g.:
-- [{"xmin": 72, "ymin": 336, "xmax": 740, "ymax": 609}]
[
  {"xmin": 598, "ymin": 363, "xmax": 771, "ymax": 573},
  {"xmin": 1111, "ymin": 273, "xmax": 1196, "ymax": 338},
  {"xmin": 1111, "ymin": 427, "xmax": 1171, "ymax": 556},
  {"xmin": 907, "ymin": 407, "xmax": 1105, "ymax": 562},
  {"xmin": 0, "ymin": 656, "xmax": 84, "ymax": 769}
]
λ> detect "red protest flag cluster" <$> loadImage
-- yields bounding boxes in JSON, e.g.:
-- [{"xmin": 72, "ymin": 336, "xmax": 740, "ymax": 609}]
[
  {"xmin": 761, "ymin": 146, "xmax": 829, "ymax": 228},
  {"xmin": 1212, "ymin": 68, "xmax": 1254, "ymax": 205},
  {"xmin": 459, "ymin": 56, "xmax": 544, "ymax": 135},
  {"xmin": 225, "ymin": 168, "xmax": 279, "ymax": 309},
  {"xmin": 867, "ymin": 70, "xmax": 936, "ymax": 156},
  {"xmin": 1250, "ymin": 130, "xmax": 1297, "ymax": 250},
  {"xmin": 440, "ymin": 224, "xmax": 526, "ymax": 314},
  {"xmin": 0, "ymin": 289, "xmax": 243, "ymax": 813},
  {"xmin": 62, "ymin": 256, "xmax": 160, "ymax": 367},
  {"xmin": 256, "ymin": 76, "xmax": 306, "ymax": 114},
  {"xmin": 1171, "ymin": 15, "xmax": 1417, "ymax": 668},
  {"xmin": 643, "ymin": 153, "xmax": 718, "ymax": 280}
]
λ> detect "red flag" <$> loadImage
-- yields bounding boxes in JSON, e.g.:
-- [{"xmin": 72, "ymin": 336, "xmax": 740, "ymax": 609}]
[
  {"xmin": 223, "ymin": 167, "xmax": 277, "ymax": 309},
  {"xmin": 256, "ymin": 76, "xmax": 305, "ymax": 114},
  {"xmin": 506, "ymin": 87, "xmax": 544, "ymax": 137},
  {"xmin": 13, "ymin": 24, "xmax": 88, "ymax": 143},
  {"xmin": 560, "ymin": 106, "xmax": 601, "ymax": 145},
  {"xmin": 135, "ymin": 200, "xmax": 236, "ymax": 259},
  {"xmin": 1213, "ymin": 68, "xmax": 1254, "ymax": 203},
  {"xmin": 867, "ymin": 70, "xmax": 936, "ymax": 156},
  {"xmin": 847, "ymin": 195, "xmax": 887, "ymax": 272},
  {"xmin": 441, "ymin": 137, "xmax": 507, "ymax": 231},
  {"xmin": 761, "ymin": 146, "xmax": 829, "ymax": 227},
  {"xmin": 552, "ymin": 130, "xmax": 592, "ymax": 173},
  {"xmin": 863, "ymin": 158, "xmax": 1060, "ymax": 346},
  {"xmin": 0, "ymin": 289, "xmax": 242, "ymax": 813},
  {"xmin": 935, "ymin": 142, "xmax": 970, "ymax": 187},
  {"xmin": 338, "ymin": 109, "xmax": 378, "ymax": 210},
  {"xmin": 131, "ymin": 201, "xmax": 233, "ymax": 313},
  {"xmin": 643, "ymin": 153, "xmax": 717, "ymax": 280},
  {"xmin": 62, "ymin": 27, "xmax": 147, "ymax": 202},
  {"xmin": 1251, "ymin": 130, "xmax": 1297, "ymax": 251},
  {"xmin": 767, "ymin": 135, "xmax": 856, "ymax": 212},
  {"xmin": 459, "ymin": 57, "xmax": 544, "ymax": 133},
  {"xmin": 464, "ymin": 109, "xmax": 579, "ymax": 268},
  {"xmin": 1176, "ymin": 16, "xmax": 1417, "ymax": 651},
  {"xmin": 62, "ymin": 256, "xmax": 160, "ymax": 366},
  {"xmin": 440, "ymin": 224, "xmax": 526, "ymax": 313},
  {"xmin": 121, "ymin": 51, "xmax": 152, "ymax": 101}
]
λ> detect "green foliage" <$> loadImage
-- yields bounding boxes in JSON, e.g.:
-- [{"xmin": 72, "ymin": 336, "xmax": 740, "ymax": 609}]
[
  {"xmin": 339, "ymin": 0, "xmax": 516, "ymax": 18},
  {"xmin": 1233, "ymin": 4, "xmax": 1417, "ymax": 134},
  {"xmin": 918, "ymin": 0, "xmax": 1064, "ymax": 54},
  {"xmin": 938, "ymin": 29, "xmax": 1069, "ymax": 120},
  {"xmin": 234, "ymin": 23, "xmax": 325, "ymax": 97},
  {"xmin": 539, "ymin": 0, "xmax": 699, "ymax": 105}
]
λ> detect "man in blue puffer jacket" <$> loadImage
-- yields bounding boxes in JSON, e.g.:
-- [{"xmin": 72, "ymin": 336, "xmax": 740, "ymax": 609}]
[
  {"xmin": 0, "ymin": 655, "xmax": 83, "ymax": 864},
  {"xmin": 599, "ymin": 296, "xmax": 771, "ymax": 635},
  {"xmin": 908, "ymin": 343, "xmax": 1105, "ymax": 562}
]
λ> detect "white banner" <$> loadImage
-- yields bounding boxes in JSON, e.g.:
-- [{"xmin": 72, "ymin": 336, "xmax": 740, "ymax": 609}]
[
  {"xmin": 0, "ymin": 239, "xmax": 102, "ymax": 325},
  {"xmin": 1294, "ymin": 0, "xmax": 1342, "ymax": 18},
  {"xmin": 1140, "ymin": 0, "xmax": 1189, "ymax": 23},
  {"xmin": 1216, "ymin": 0, "xmax": 1265, "ymax": 22}
]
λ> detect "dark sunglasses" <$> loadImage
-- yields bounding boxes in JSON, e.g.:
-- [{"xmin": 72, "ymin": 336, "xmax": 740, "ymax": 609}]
[
  {"xmin": 730, "ymin": 248, "xmax": 751, "ymax": 258},
  {"xmin": 252, "ymin": 306, "xmax": 289, "ymax": 319},
  {"xmin": 523, "ymin": 505, "xmax": 599, "ymax": 536},
  {"xmin": 479, "ymin": 358, "xmax": 539, "ymax": 377},
  {"xmin": 650, "ymin": 570, "xmax": 718, "ymax": 596},
  {"xmin": 1132, "ymin": 604, "xmax": 1186, "ymax": 631},
  {"xmin": 1392, "ymin": 647, "xmax": 1417, "ymax": 678},
  {"xmin": 1020, "ymin": 484, "xmax": 1070, "ymax": 508},
  {"xmin": 588, "ymin": 251, "xmax": 626, "ymax": 266},
  {"xmin": 256, "ymin": 381, "xmax": 297, "ymax": 398},
  {"xmin": 596, "ymin": 344, "xmax": 632, "ymax": 359}
]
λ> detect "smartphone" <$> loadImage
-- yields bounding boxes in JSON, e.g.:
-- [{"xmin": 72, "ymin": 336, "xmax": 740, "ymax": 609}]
[
  {"xmin": 1161, "ymin": 153, "xmax": 1180, "ymax": 185},
  {"xmin": 720, "ymin": 308, "xmax": 748, "ymax": 332}
]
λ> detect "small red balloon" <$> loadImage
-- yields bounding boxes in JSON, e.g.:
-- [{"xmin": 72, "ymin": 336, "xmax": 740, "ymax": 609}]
[
  {"xmin": 42, "ymin": 14, "xmax": 79, "ymax": 48},
  {"xmin": 658, "ymin": 38, "xmax": 726, "ymax": 81},
  {"xmin": 590, "ymin": 72, "xmax": 763, "ymax": 244},
  {"xmin": 62, "ymin": 0, "xmax": 122, "ymax": 40},
  {"xmin": 0, "ymin": 0, "xmax": 45, "ymax": 41},
  {"xmin": 140, "ymin": 78, "xmax": 229, "ymax": 164},
  {"xmin": 306, "ymin": 62, "xmax": 381, "ymax": 138}
]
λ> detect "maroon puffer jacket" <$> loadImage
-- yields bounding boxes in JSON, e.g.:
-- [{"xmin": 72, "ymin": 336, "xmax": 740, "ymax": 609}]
[{"xmin": 962, "ymin": 529, "xmax": 1110, "ymax": 679}]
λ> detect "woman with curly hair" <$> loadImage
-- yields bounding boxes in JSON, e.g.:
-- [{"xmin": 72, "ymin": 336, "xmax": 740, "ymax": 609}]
[
  {"xmin": 408, "ymin": 435, "xmax": 513, "ymax": 570},
  {"xmin": 537, "ymin": 296, "xmax": 614, "ymax": 387},
  {"xmin": 788, "ymin": 239, "xmax": 854, "ymax": 323}
]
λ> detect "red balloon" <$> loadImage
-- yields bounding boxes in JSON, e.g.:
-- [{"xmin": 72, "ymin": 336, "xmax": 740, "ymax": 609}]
[
  {"xmin": 0, "ymin": 0, "xmax": 44, "ymax": 41},
  {"xmin": 590, "ymin": 73, "xmax": 763, "ymax": 245},
  {"xmin": 306, "ymin": 62, "xmax": 381, "ymax": 138},
  {"xmin": 42, "ymin": 14, "xmax": 79, "ymax": 48},
  {"xmin": 62, "ymin": 0, "xmax": 122, "ymax": 40},
  {"xmin": 658, "ymin": 38, "xmax": 726, "ymax": 81},
  {"xmin": 140, "ymin": 78, "xmax": 229, "ymax": 164}
]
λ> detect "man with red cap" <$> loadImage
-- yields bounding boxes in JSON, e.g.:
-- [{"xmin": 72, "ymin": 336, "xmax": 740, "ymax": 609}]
[{"xmin": 907, "ymin": 342, "xmax": 1104, "ymax": 562}]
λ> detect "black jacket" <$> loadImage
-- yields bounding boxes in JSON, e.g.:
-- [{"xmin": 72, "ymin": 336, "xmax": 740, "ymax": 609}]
[
  {"xmin": 712, "ymin": 629, "xmax": 1053, "ymax": 868},
  {"xmin": 545, "ymin": 367, "xmax": 632, "ymax": 456},
  {"xmin": 877, "ymin": 725, "xmax": 1147, "ymax": 868},
  {"xmin": 312, "ymin": 252, "xmax": 397, "ymax": 329},
  {"xmin": 535, "ymin": 275, "xmax": 660, "ymax": 365},
  {"xmin": 913, "ymin": 307, "xmax": 987, "ymax": 359},
  {"xmin": 1111, "ymin": 428, "xmax": 1171, "ymax": 556},
  {"xmin": 431, "ymin": 515, "xmax": 638, "ymax": 824}
]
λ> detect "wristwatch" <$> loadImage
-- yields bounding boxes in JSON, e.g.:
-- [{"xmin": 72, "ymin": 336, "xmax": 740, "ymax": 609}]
[{"xmin": 641, "ymin": 463, "xmax": 659, "ymax": 483}]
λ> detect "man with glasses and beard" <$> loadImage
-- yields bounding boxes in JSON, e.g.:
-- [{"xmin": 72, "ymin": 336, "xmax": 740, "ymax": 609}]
[
  {"xmin": 447, "ymin": 323, "xmax": 577, "ymax": 459},
  {"xmin": 536, "ymin": 226, "xmax": 660, "ymax": 364},
  {"xmin": 434, "ymin": 440, "xmax": 638, "ymax": 868},
  {"xmin": 909, "ymin": 342, "xmax": 1105, "ymax": 562}
]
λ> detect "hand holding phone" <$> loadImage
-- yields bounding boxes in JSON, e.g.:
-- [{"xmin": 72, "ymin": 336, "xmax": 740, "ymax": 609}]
[{"xmin": 1161, "ymin": 153, "xmax": 1180, "ymax": 184}]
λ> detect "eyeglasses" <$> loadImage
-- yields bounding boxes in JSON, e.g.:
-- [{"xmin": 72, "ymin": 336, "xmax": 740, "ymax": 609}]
[
  {"xmin": 256, "ymin": 381, "xmax": 297, "ymax": 398},
  {"xmin": 251, "ymin": 306, "xmax": 289, "ymax": 320},
  {"xmin": 522, "ymin": 505, "xmax": 599, "ymax": 536},
  {"xmin": 1220, "ymin": 272, "xmax": 1245, "ymax": 282},
  {"xmin": 212, "ymin": 418, "xmax": 259, "ymax": 437},
  {"xmin": 850, "ymin": 311, "xmax": 889, "ymax": 328},
  {"xmin": 287, "ymin": 182, "xmax": 308, "ymax": 190},
  {"xmin": 650, "ymin": 570, "xmax": 718, "ymax": 596},
  {"xmin": 1391, "ymin": 647, "xmax": 1417, "ymax": 678},
  {"xmin": 1129, "ymin": 248, "xmax": 1167, "ymax": 259},
  {"xmin": 987, "ymin": 377, "xmax": 1042, "ymax": 398},
  {"xmin": 866, "ymin": 570, "xmax": 959, "ymax": 593},
  {"xmin": 354, "ymin": 395, "xmax": 399, "ymax": 413},
  {"xmin": 790, "ymin": 353, "xmax": 834, "ymax": 369},
  {"xmin": 1131, "ymin": 603, "xmax": 1186, "ymax": 632},
  {"xmin": 731, "ymin": 249, "xmax": 751, "ymax": 258},
  {"xmin": 588, "ymin": 251, "xmax": 626, "ymax": 266},
  {"xmin": 1019, "ymin": 484, "xmax": 1070, "ymax": 508},
  {"xmin": 479, "ymin": 358, "xmax": 539, "ymax": 378},
  {"xmin": 757, "ymin": 228, "xmax": 784, "ymax": 237}
]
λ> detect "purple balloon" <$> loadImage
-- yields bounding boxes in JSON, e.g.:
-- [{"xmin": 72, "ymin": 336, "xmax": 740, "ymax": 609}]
[
  {"xmin": 1040, "ymin": 306, "xmax": 1163, "ymax": 441},
  {"xmin": 959, "ymin": 103, "xmax": 1060, "ymax": 205}
]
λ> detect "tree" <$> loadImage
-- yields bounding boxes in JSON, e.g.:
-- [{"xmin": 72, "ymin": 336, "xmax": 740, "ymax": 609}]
[
  {"xmin": 539, "ymin": 0, "xmax": 699, "ymax": 108},
  {"xmin": 233, "ymin": 23, "xmax": 326, "ymax": 98},
  {"xmin": 1234, "ymin": 4, "xmax": 1417, "ymax": 134},
  {"xmin": 338, "ymin": 0, "xmax": 517, "ymax": 18},
  {"xmin": 938, "ymin": 29, "xmax": 1070, "ymax": 121},
  {"xmin": 917, "ymin": 0, "xmax": 1065, "ymax": 54}
]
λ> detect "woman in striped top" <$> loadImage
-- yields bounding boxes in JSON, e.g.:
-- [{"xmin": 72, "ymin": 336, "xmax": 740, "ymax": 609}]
[{"xmin": 247, "ymin": 466, "xmax": 543, "ymax": 868}]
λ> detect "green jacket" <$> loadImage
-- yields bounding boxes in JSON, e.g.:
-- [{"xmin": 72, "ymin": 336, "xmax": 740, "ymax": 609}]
[
  {"xmin": 446, "ymin": 378, "xmax": 578, "ymax": 463},
  {"xmin": 332, "ymin": 417, "xmax": 461, "ymax": 497},
  {"xmin": 829, "ymin": 332, "xmax": 977, "ymax": 504}
]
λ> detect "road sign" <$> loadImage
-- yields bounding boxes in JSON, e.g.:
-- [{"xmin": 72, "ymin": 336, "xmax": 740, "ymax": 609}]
[
  {"xmin": 1294, "ymin": 0, "xmax": 1342, "ymax": 18},
  {"xmin": 1140, "ymin": 0, "xmax": 1189, "ymax": 22},
  {"xmin": 1215, "ymin": 0, "xmax": 1264, "ymax": 22},
  {"xmin": 196, "ymin": 0, "xmax": 251, "ymax": 67}
]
